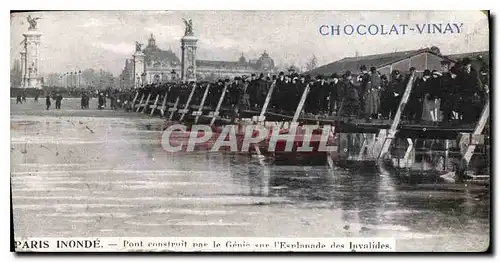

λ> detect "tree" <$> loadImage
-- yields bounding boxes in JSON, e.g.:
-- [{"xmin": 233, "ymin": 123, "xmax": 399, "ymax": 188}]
[{"xmin": 305, "ymin": 54, "xmax": 318, "ymax": 72}]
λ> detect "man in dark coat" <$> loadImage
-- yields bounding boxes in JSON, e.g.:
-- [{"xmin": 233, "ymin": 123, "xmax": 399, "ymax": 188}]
[
  {"xmin": 16, "ymin": 93, "xmax": 22, "ymax": 104},
  {"xmin": 316, "ymin": 75, "xmax": 330, "ymax": 114},
  {"xmin": 98, "ymin": 92, "xmax": 105, "ymax": 109},
  {"xmin": 45, "ymin": 93, "xmax": 51, "ymax": 110},
  {"xmin": 229, "ymin": 77, "xmax": 243, "ymax": 106},
  {"xmin": 305, "ymin": 75, "xmax": 321, "ymax": 114},
  {"xmin": 329, "ymin": 73, "xmax": 340, "ymax": 116},
  {"xmin": 254, "ymin": 73, "xmax": 268, "ymax": 108},
  {"xmin": 364, "ymin": 66, "xmax": 382, "ymax": 119},
  {"xmin": 340, "ymin": 71, "xmax": 361, "ymax": 117},
  {"xmin": 272, "ymin": 71, "xmax": 285, "ymax": 109},
  {"xmin": 405, "ymin": 67, "xmax": 423, "ymax": 121},
  {"xmin": 55, "ymin": 93, "xmax": 63, "ymax": 109},
  {"xmin": 456, "ymin": 57, "xmax": 484, "ymax": 122},
  {"xmin": 384, "ymin": 70, "xmax": 405, "ymax": 119},
  {"xmin": 439, "ymin": 61, "xmax": 457, "ymax": 121},
  {"xmin": 357, "ymin": 65, "xmax": 371, "ymax": 116},
  {"xmin": 81, "ymin": 92, "xmax": 87, "ymax": 109}
]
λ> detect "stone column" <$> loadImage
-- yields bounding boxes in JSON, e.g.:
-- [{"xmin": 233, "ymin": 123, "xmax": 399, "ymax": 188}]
[
  {"xmin": 23, "ymin": 29, "xmax": 42, "ymax": 89},
  {"xmin": 20, "ymin": 49, "xmax": 26, "ymax": 88},
  {"xmin": 133, "ymin": 50, "xmax": 145, "ymax": 89},
  {"xmin": 181, "ymin": 36, "xmax": 198, "ymax": 83}
]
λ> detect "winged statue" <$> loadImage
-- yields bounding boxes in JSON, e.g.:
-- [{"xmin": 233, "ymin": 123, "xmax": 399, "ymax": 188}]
[
  {"xmin": 182, "ymin": 18, "xmax": 193, "ymax": 36},
  {"xmin": 135, "ymin": 41, "xmax": 143, "ymax": 52},
  {"xmin": 27, "ymin": 15, "xmax": 41, "ymax": 30}
]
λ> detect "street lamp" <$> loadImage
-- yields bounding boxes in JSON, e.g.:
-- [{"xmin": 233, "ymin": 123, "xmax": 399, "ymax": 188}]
[{"xmin": 78, "ymin": 70, "xmax": 82, "ymax": 88}]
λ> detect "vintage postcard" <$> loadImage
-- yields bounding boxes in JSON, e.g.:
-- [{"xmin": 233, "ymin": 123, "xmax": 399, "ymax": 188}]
[{"xmin": 10, "ymin": 10, "xmax": 490, "ymax": 252}]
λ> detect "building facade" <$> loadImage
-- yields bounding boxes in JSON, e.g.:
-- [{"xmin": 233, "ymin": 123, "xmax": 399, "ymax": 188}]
[
  {"xmin": 308, "ymin": 46, "xmax": 459, "ymax": 79},
  {"xmin": 120, "ymin": 34, "xmax": 276, "ymax": 88}
]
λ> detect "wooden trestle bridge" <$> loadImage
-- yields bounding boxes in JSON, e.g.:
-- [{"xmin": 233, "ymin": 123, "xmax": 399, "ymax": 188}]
[{"xmin": 127, "ymin": 73, "xmax": 490, "ymax": 181}]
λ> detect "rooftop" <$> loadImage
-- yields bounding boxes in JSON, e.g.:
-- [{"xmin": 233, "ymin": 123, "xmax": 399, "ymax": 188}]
[{"xmin": 308, "ymin": 47, "xmax": 455, "ymax": 76}]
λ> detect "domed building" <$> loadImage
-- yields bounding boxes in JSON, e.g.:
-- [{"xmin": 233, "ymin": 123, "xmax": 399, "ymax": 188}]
[{"xmin": 120, "ymin": 34, "xmax": 276, "ymax": 87}]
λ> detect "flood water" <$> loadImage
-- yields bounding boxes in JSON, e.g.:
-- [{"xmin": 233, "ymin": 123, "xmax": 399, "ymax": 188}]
[{"xmin": 11, "ymin": 98, "xmax": 490, "ymax": 252}]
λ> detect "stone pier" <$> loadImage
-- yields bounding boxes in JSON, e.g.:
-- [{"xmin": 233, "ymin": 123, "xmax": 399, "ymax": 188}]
[{"xmin": 22, "ymin": 28, "xmax": 42, "ymax": 89}]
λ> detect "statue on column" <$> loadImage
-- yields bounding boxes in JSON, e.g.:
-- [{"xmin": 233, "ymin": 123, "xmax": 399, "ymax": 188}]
[
  {"xmin": 182, "ymin": 18, "xmax": 193, "ymax": 36},
  {"xmin": 27, "ymin": 15, "xmax": 41, "ymax": 30},
  {"xmin": 135, "ymin": 41, "xmax": 143, "ymax": 52}
]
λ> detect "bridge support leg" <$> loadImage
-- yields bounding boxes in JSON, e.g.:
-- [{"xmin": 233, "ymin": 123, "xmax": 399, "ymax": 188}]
[
  {"xmin": 150, "ymin": 94, "xmax": 160, "ymax": 116},
  {"xmin": 131, "ymin": 91, "xmax": 139, "ymax": 111},
  {"xmin": 209, "ymin": 83, "xmax": 229, "ymax": 126},
  {"xmin": 142, "ymin": 93, "xmax": 152, "ymax": 113},
  {"xmin": 168, "ymin": 97, "xmax": 180, "ymax": 121},
  {"xmin": 179, "ymin": 83, "xmax": 197, "ymax": 122},
  {"xmin": 135, "ymin": 93, "xmax": 145, "ymax": 112},
  {"xmin": 160, "ymin": 90, "xmax": 168, "ymax": 117},
  {"xmin": 403, "ymin": 138, "xmax": 414, "ymax": 169}
]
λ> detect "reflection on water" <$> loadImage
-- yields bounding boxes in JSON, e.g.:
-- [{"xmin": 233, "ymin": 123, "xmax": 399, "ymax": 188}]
[{"xmin": 10, "ymin": 99, "xmax": 490, "ymax": 251}]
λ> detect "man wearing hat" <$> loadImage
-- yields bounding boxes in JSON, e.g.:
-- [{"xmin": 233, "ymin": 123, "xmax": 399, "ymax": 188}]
[
  {"xmin": 405, "ymin": 69, "xmax": 430, "ymax": 121},
  {"xmin": 364, "ymin": 66, "xmax": 382, "ymax": 120},
  {"xmin": 415, "ymin": 69, "xmax": 433, "ymax": 121},
  {"xmin": 382, "ymin": 70, "xmax": 402, "ymax": 119},
  {"xmin": 339, "ymin": 70, "xmax": 361, "ymax": 117},
  {"xmin": 253, "ymin": 73, "xmax": 268, "ymax": 109},
  {"xmin": 315, "ymin": 75, "xmax": 330, "ymax": 114},
  {"xmin": 329, "ymin": 73, "xmax": 340, "ymax": 116},
  {"xmin": 456, "ymin": 57, "xmax": 484, "ymax": 122},
  {"xmin": 305, "ymin": 75, "xmax": 321, "ymax": 114},
  {"xmin": 440, "ymin": 60, "xmax": 458, "ymax": 121},
  {"xmin": 353, "ymin": 65, "xmax": 369, "ymax": 117}
]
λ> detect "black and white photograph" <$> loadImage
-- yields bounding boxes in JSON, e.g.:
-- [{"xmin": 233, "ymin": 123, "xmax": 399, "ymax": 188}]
[{"xmin": 9, "ymin": 9, "xmax": 491, "ymax": 252}]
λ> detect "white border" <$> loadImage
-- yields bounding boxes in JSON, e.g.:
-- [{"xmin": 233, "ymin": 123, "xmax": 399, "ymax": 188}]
[{"xmin": 3, "ymin": 1, "xmax": 497, "ymax": 261}]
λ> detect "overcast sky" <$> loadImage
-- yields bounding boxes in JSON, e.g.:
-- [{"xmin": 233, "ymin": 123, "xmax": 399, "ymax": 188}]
[{"xmin": 10, "ymin": 10, "xmax": 489, "ymax": 76}]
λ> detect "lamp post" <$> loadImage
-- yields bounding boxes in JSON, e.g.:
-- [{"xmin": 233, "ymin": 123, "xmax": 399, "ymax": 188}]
[{"xmin": 78, "ymin": 70, "xmax": 82, "ymax": 88}]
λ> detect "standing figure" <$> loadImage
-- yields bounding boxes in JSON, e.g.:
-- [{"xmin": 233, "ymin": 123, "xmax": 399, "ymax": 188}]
[
  {"xmin": 85, "ymin": 92, "xmax": 90, "ymax": 108},
  {"xmin": 45, "ymin": 94, "xmax": 51, "ymax": 110},
  {"xmin": 404, "ymin": 67, "xmax": 422, "ymax": 121},
  {"xmin": 364, "ymin": 67, "xmax": 382, "ymax": 120},
  {"xmin": 340, "ymin": 71, "xmax": 361, "ymax": 117},
  {"xmin": 22, "ymin": 90, "xmax": 27, "ymax": 103},
  {"xmin": 358, "ymin": 65, "xmax": 371, "ymax": 117},
  {"xmin": 98, "ymin": 93, "xmax": 105, "ymax": 109},
  {"xmin": 34, "ymin": 92, "xmax": 39, "ymax": 103},
  {"xmin": 16, "ymin": 93, "xmax": 23, "ymax": 104},
  {"xmin": 81, "ymin": 92, "xmax": 87, "ymax": 109},
  {"xmin": 384, "ymin": 70, "xmax": 405, "ymax": 119},
  {"xmin": 420, "ymin": 70, "xmax": 436, "ymax": 122},
  {"xmin": 455, "ymin": 57, "xmax": 484, "ymax": 123},
  {"xmin": 329, "ymin": 73, "xmax": 340, "ymax": 116},
  {"xmin": 55, "ymin": 93, "xmax": 63, "ymax": 109}
]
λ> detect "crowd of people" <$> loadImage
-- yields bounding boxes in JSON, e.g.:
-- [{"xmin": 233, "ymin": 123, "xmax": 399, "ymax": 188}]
[
  {"xmin": 13, "ymin": 56, "xmax": 488, "ymax": 125},
  {"xmin": 131, "ymin": 56, "xmax": 488, "ymax": 124}
]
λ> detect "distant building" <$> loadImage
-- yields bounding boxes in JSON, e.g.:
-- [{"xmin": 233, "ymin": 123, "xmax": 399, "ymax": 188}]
[
  {"xmin": 120, "ymin": 34, "xmax": 277, "ymax": 87},
  {"xmin": 445, "ymin": 51, "xmax": 489, "ymax": 72},
  {"xmin": 308, "ymin": 46, "xmax": 458, "ymax": 78},
  {"xmin": 119, "ymin": 59, "xmax": 135, "ymax": 89}
]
